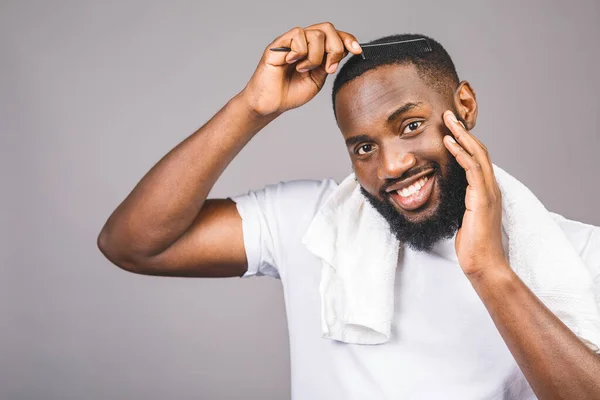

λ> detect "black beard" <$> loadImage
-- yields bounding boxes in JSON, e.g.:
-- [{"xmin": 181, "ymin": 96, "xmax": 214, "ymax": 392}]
[{"xmin": 359, "ymin": 156, "xmax": 468, "ymax": 252}]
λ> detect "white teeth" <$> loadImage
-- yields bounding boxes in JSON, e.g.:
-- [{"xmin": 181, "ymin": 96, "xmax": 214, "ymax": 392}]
[{"xmin": 397, "ymin": 175, "xmax": 429, "ymax": 198}]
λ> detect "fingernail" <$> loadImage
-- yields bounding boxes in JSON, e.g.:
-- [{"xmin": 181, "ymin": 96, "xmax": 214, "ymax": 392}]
[
  {"xmin": 446, "ymin": 135, "xmax": 456, "ymax": 144},
  {"xmin": 298, "ymin": 68, "xmax": 309, "ymax": 73},
  {"xmin": 329, "ymin": 62, "xmax": 338, "ymax": 73},
  {"xmin": 287, "ymin": 52, "xmax": 298, "ymax": 62},
  {"xmin": 448, "ymin": 112, "xmax": 458, "ymax": 123},
  {"xmin": 352, "ymin": 41, "xmax": 361, "ymax": 51}
]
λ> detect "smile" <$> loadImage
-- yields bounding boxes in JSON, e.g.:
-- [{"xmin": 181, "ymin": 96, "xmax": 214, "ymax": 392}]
[{"xmin": 389, "ymin": 171, "xmax": 436, "ymax": 211}]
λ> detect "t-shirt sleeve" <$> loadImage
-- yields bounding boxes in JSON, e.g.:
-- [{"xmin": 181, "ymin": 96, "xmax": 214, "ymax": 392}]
[{"xmin": 228, "ymin": 178, "xmax": 338, "ymax": 279}]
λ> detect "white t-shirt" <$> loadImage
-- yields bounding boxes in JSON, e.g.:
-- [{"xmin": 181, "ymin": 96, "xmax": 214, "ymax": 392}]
[{"xmin": 229, "ymin": 178, "xmax": 600, "ymax": 400}]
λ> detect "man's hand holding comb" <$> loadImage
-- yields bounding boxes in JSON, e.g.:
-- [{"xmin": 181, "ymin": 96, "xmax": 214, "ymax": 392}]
[{"xmin": 240, "ymin": 22, "xmax": 362, "ymax": 117}]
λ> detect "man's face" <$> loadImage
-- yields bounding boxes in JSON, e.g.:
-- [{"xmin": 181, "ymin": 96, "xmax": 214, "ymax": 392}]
[{"xmin": 335, "ymin": 63, "xmax": 470, "ymax": 252}]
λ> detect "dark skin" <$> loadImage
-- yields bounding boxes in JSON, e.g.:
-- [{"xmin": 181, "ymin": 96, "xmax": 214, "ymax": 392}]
[
  {"xmin": 336, "ymin": 64, "xmax": 469, "ymax": 252},
  {"xmin": 335, "ymin": 63, "xmax": 600, "ymax": 399},
  {"xmin": 335, "ymin": 64, "xmax": 473, "ymax": 224}
]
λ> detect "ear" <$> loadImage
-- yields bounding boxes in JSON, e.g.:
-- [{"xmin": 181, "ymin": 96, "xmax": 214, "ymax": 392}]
[{"xmin": 453, "ymin": 81, "xmax": 478, "ymax": 130}]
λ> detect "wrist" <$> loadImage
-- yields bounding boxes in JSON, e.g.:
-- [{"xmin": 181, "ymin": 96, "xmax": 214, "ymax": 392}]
[
  {"xmin": 234, "ymin": 88, "xmax": 283, "ymax": 121},
  {"xmin": 466, "ymin": 259, "xmax": 516, "ymax": 292}
]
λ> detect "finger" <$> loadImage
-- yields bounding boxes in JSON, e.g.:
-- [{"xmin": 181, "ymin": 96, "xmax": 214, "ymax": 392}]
[
  {"xmin": 336, "ymin": 30, "xmax": 362, "ymax": 55},
  {"xmin": 285, "ymin": 27, "xmax": 309, "ymax": 64},
  {"xmin": 265, "ymin": 27, "xmax": 308, "ymax": 66},
  {"xmin": 302, "ymin": 23, "xmax": 358, "ymax": 73},
  {"xmin": 303, "ymin": 23, "xmax": 361, "ymax": 55},
  {"xmin": 444, "ymin": 134, "xmax": 488, "ymax": 195},
  {"xmin": 443, "ymin": 110, "xmax": 496, "ymax": 189},
  {"xmin": 296, "ymin": 29, "xmax": 326, "ymax": 72},
  {"xmin": 308, "ymin": 23, "xmax": 345, "ymax": 74}
]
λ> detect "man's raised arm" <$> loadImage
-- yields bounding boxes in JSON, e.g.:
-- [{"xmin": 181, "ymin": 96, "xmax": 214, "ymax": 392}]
[{"xmin": 97, "ymin": 23, "xmax": 362, "ymax": 277}]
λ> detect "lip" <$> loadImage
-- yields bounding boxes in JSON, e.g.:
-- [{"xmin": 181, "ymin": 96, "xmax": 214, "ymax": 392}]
[
  {"xmin": 389, "ymin": 172, "xmax": 436, "ymax": 211},
  {"xmin": 385, "ymin": 169, "xmax": 436, "ymax": 193}
]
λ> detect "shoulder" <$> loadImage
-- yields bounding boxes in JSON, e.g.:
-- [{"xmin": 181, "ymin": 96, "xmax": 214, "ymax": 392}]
[
  {"xmin": 231, "ymin": 177, "xmax": 339, "ymax": 215},
  {"xmin": 265, "ymin": 177, "xmax": 339, "ymax": 199}
]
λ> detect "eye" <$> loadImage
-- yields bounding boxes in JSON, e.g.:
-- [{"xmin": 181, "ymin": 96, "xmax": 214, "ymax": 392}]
[
  {"xmin": 402, "ymin": 121, "xmax": 423, "ymax": 134},
  {"xmin": 356, "ymin": 143, "xmax": 374, "ymax": 155}
]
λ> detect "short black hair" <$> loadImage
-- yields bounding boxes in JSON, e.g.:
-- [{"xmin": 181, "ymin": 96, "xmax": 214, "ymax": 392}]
[{"xmin": 331, "ymin": 33, "xmax": 459, "ymax": 119}]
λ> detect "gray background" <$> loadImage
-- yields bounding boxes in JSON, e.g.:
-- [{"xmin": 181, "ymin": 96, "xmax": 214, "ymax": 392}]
[{"xmin": 1, "ymin": 0, "xmax": 599, "ymax": 399}]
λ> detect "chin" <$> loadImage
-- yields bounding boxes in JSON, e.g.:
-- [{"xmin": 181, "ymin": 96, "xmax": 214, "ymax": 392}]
[
  {"xmin": 359, "ymin": 159, "xmax": 467, "ymax": 252},
  {"xmin": 397, "ymin": 199, "xmax": 439, "ymax": 220}
]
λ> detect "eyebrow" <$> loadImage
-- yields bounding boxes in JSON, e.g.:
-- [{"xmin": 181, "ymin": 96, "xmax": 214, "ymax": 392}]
[
  {"xmin": 345, "ymin": 134, "xmax": 372, "ymax": 148},
  {"xmin": 386, "ymin": 102, "xmax": 423, "ymax": 125},
  {"xmin": 344, "ymin": 102, "xmax": 424, "ymax": 148}
]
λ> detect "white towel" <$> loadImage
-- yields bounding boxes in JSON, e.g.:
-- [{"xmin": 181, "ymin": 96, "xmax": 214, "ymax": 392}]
[{"xmin": 301, "ymin": 163, "xmax": 600, "ymax": 351}]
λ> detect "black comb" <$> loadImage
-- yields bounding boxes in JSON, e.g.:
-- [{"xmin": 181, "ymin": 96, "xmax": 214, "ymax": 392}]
[
  {"xmin": 358, "ymin": 38, "xmax": 432, "ymax": 60},
  {"xmin": 270, "ymin": 37, "xmax": 432, "ymax": 60}
]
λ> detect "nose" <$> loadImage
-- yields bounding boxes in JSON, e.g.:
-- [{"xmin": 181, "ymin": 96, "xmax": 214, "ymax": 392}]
[{"xmin": 377, "ymin": 148, "xmax": 417, "ymax": 180}]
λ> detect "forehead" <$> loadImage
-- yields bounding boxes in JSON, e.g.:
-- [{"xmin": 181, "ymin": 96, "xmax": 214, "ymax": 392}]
[{"xmin": 335, "ymin": 64, "xmax": 445, "ymax": 133}]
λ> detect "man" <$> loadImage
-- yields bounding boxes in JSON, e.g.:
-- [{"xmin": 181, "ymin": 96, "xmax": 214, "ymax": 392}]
[{"xmin": 98, "ymin": 22, "xmax": 600, "ymax": 399}]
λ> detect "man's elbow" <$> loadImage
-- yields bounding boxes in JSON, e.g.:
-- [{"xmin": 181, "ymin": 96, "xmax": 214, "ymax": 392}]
[{"xmin": 97, "ymin": 231, "xmax": 144, "ymax": 274}]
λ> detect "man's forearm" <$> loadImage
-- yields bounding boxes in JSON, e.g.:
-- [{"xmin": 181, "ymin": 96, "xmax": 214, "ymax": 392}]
[
  {"xmin": 468, "ymin": 263, "xmax": 600, "ymax": 399},
  {"xmin": 98, "ymin": 91, "xmax": 278, "ymax": 262}
]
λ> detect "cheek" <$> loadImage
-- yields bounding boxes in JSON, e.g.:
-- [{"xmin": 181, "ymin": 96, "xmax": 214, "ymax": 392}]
[
  {"xmin": 422, "ymin": 125, "xmax": 454, "ymax": 159},
  {"xmin": 428, "ymin": 128, "xmax": 449, "ymax": 151},
  {"xmin": 429, "ymin": 137, "xmax": 446, "ymax": 153},
  {"xmin": 417, "ymin": 135, "xmax": 447, "ymax": 161},
  {"xmin": 353, "ymin": 165, "xmax": 382, "ymax": 196}
]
